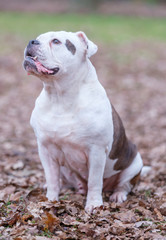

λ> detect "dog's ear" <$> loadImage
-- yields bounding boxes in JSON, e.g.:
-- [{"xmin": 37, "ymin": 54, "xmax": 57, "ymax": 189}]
[{"xmin": 76, "ymin": 31, "xmax": 98, "ymax": 58}]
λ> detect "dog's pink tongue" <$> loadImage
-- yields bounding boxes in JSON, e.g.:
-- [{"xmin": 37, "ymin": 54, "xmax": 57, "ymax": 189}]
[{"xmin": 35, "ymin": 60, "xmax": 53, "ymax": 74}]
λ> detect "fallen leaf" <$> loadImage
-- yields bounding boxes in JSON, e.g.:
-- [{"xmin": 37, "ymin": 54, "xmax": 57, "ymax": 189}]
[
  {"xmin": 12, "ymin": 160, "xmax": 24, "ymax": 170},
  {"xmin": 0, "ymin": 186, "xmax": 16, "ymax": 200},
  {"xmin": 113, "ymin": 210, "xmax": 138, "ymax": 223},
  {"xmin": 41, "ymin": 211, "xmax": 60, "ymax": 232},
  {"xmin": 1, "ymin": 212, "xmax": 20, "ymax": 227},
  {"xmin": 159, "ymin": 202, "xmax": 166, "ymax": 216},
  {"xmin": 135, "ymin": 221, "xmax": 153, "ymax": 228},
  {"xmin": 154, "ymin": 208, "xmax": 164, "ymax": 221}
]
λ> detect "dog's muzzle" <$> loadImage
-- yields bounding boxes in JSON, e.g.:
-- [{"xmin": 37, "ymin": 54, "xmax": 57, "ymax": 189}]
[{"xmin": 23, "ymin": 40, "xmax": 59, "ymax": 75}]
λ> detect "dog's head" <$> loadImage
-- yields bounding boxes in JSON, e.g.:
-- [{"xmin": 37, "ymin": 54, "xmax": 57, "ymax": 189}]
[{"xmin": 23, "ymin": 31, "xmax": 98, "ymax": 79}]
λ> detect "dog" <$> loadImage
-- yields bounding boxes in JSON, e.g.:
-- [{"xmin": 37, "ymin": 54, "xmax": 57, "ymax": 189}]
[{"xmin": 23, "ymin": 31, "xmax": 143, "ymax": 213}]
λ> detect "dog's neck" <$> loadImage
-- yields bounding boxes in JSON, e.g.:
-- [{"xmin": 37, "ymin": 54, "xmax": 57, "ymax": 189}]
[{"xmin": 41, "ymin": 60, "xmax": 97, "ymax": 108}]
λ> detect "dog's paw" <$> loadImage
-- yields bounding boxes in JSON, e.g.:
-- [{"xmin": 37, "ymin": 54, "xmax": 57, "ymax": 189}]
[
  {"xmin": 85, "ymin": 200, "xmax": 103, "ymax": 214},
  {"xmin": 46, "ymin": 191, "xmax": 59, "ymax": 202},
  {"xmin": 109, "ymin": 191, "xmax": 127, "ymax": 203},
  {"xmin": 77, "ymin": 182, "xmax": 86, "ymax": 195},
  {"xmin": 43, "ymin": 183, "xmax": 47, "ymax": 189}
]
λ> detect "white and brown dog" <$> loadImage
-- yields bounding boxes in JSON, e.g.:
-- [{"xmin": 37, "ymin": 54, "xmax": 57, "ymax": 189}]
[{"xmin": 23, "ymin": 31, "xmax": 143, "ymax": 213}]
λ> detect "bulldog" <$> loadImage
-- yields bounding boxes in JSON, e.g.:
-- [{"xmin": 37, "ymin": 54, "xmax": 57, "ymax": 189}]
[{"xmin": 23, "ymin": 31, "xmax": 143, "ymax": 213}]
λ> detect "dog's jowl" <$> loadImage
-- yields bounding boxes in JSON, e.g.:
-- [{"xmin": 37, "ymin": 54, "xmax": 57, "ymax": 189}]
[{"xmin": 23, "ymin": 31, "xmax": 143, "ymax": 213}]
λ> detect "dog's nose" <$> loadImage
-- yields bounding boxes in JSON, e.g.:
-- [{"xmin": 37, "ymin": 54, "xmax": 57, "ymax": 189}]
[{"xmin": 28, "ymin": 40, "xmax": 40, "ymax": 48}]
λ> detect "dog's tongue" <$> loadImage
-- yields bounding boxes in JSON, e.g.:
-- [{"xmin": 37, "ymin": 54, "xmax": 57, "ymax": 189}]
[{"xmin": 34, "ymin": 59, "xmax": 54, "ymax": 74}]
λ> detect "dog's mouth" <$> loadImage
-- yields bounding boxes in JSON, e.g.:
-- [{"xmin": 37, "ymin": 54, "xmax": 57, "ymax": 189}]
[{"xmin": 24, "ymin": 55, "xmax": 59, "ymax": 76}]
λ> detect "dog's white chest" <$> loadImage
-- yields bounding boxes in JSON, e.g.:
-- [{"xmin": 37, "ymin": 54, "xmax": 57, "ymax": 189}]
[
  {"xmin": 31, "ymin": 106, "xmax": 91, "ymax": 179},
  {"xmin": 30, "ymin": 89, "xmax": 113, "ymax": 178},
  {"xmin": 32, "ymin": 106, "xmax": 78, "ymax": 143}
]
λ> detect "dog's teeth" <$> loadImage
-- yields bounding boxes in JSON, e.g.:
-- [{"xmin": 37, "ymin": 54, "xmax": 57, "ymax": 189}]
[{"xmin": 33, "ymin": 56, "xmax": 38, "ymax": 60}]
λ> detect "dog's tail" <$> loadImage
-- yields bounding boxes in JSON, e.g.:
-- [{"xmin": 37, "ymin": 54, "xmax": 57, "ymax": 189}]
[{"xmin": 141, "ymin": 166, "xmax": 151, "ymax": 177}]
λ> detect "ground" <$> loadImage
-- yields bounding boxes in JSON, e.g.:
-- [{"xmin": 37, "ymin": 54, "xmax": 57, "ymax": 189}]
[{"xmin": 0, "ymin": 10, "xmax": 166, "ymax": 240}]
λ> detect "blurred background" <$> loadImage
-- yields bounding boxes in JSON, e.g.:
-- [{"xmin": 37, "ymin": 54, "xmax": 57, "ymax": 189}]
[
  {"xmin": 0, "ymin": 1, "xmax": 166, "ymax": 238},
  {"xmin": 0, "ymin": 0, "xmax": 166, "ymax": 219}
]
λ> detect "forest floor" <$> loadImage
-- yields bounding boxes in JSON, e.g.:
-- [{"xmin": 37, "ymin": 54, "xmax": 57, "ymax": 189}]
[{"xmin": 0, "ymin": 37, "xmax": 166, "ymax": 240}]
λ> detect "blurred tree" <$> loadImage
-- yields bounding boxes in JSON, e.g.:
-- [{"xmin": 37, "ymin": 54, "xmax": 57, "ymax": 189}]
[
  {"xmin": 72, "ymin": 0, "xmax": 166, "ymax": 11},
  {"xmin": 72, "ymin": 0, "xmax": 103, "ymax": 10},
  {"xmin": 90, "ymin": 0, "xmax": 102, "ymax": 8}
]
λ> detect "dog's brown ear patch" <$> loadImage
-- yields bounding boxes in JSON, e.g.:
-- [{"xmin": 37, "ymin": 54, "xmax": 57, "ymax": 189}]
[{"xmin": 65, "ymin": 39, "xmax": 76, "ymax": 55}]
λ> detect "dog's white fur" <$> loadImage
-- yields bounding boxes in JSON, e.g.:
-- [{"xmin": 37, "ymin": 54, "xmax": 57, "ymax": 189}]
[{"xmin": 24, "ymin": 31, "xmax": 143, "ymax": 213}]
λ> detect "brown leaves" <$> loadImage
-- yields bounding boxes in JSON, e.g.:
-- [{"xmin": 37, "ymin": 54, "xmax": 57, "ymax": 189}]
[
  {"xmin": 0, "ymin": 186, "xmax": 16, "ymax": 200},
  {"xmin": 0, "ymin": 173, "xmax": 166, "ymax": 239},
  {"xmin": 40, "ymin": 212, "xmax": 60, "ymax": 233},
  {"xmin": 0, "ymin": 38, "xmax": 166, "ymax": 239},
  {"xmin": 113, "ymin": 210, "xmax": 138, "ymax": 223},
  {"xmin": 1, "ymin": 212, "xmax": 20, "ymax": 227},
  {"xmin": 154, "ymin": 208, "xmax": 164, "ymax": 222},
  {"xmin": 26, "ymin": 188, "xmax": 47, "ymax": 202}
]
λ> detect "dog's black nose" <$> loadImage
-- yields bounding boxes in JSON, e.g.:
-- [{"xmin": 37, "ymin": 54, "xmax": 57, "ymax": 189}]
[{"xmin": 28, "ymin": 40, "xmax": 40, "ymax": 48}]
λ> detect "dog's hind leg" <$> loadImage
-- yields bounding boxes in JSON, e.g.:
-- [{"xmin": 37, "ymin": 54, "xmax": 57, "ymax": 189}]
[{"xmin": 109, "ymin": 152, "xmax": 143, "ymax": 203}]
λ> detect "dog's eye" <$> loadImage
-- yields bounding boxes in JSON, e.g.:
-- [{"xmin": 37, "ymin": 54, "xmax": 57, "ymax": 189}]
[{"xmin": 52, "ymin": 39, "xmax": 61, "ymax": 44}]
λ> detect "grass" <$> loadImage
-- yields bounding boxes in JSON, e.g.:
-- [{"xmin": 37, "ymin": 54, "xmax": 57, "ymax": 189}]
[
  {"xmin": 0, "ymin": 12, "xmax": 166, "ymax": 45},
  {"xmin": 0, "ymin": 12, "xmax": 166, "ymax": 57}
]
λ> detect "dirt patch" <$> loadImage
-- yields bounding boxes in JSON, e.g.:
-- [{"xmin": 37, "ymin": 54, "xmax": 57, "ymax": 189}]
[
  {"xmin": 1, "ymin": 0, "xmax": 166, "ymax": 17},
  {"xmin": 0, "ymin": 40, "xmax": 166, "ymax": 239}
]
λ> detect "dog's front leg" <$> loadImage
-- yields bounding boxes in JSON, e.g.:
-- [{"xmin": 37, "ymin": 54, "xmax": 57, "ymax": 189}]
[
  {"xmin": 38, "ymin": 142, "xmax": 60, "ymax": 201},
  {"xmin": 85, "ymin": 146, "xmax": 106, "ymax": 213}
]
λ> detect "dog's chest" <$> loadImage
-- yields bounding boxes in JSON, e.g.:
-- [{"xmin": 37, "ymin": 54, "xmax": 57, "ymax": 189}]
[
  {"xmin": 31, "ymin": 106, "xmax": 91, "ymax": 175},
  {"xmin": 31, "ymin": 91, "xmax": 113, "ymax": 174},
  {"xmin": 32, "ymin": 107, "xmax": 81, "ymax": 142},
  {"xmin": 31, "ymin": 97, "xmax": 111, "ymax": 145}
]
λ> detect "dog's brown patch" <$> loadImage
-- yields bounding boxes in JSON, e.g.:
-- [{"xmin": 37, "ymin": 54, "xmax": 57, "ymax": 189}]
[
  {"xmin": 103, "ymin": 170, "xmax": 141, "ymax": 192},
  {"xmin": 109, "ymin": 105, "xmax": 137, "ymax": 171},
  {"xmin": 65, "ymin": 39, "xmax": 76, "ymax": 55},
  {"xmin": 103, "ymin": 172, "xmax": 121, "ymax": 192},
  {"xmin": 130, "ymin": 171, "xmax": 141, "ymax": 187}
]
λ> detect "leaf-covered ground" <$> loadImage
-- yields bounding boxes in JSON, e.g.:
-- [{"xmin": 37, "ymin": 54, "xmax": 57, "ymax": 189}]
[{"xmin": 0, "ymin": 39, "xmax": 166, "ymax": 239}]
